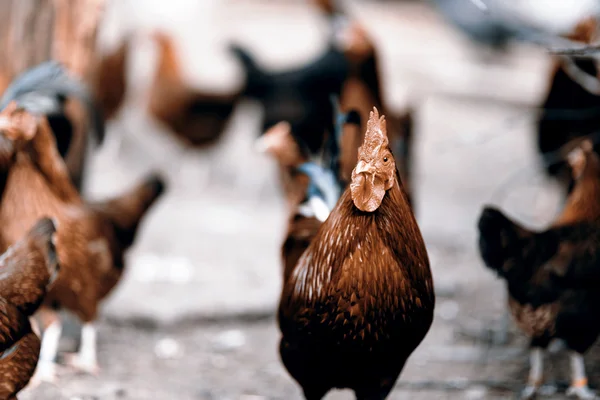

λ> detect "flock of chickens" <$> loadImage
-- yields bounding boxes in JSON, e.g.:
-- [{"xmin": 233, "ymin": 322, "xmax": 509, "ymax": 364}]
[{"xmin": 0, "ymin": 0, "xmax": 600, "ymax": 399}]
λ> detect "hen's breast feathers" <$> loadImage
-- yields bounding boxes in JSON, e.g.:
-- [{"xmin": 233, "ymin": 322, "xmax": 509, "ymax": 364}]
[{"xmin": 282, "ymin": 189, "xmax": 433, "ymax": 342}]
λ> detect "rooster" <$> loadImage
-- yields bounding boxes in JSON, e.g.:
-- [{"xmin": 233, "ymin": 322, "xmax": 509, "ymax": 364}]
[
  {"xmin": 0, "ymin": 60, "xmax": 105, "ymax": 191},
  {"xmin": 147, "ymin": 31, "xmax": 240, "ymax": 148},
  {"xmin": 0, "ymin": 218, "xmax": 59, "ymax": 400},
  {"xmin": 0, "ymin": 104, "xmax": 165, "ymax": 383},
  {"xmin": 278, "ymin": 108, "xmax": 434, "ymax": 400},
  {"xmin": 478, "ymin": 141, "xmax": 600, "ymax": 399}
]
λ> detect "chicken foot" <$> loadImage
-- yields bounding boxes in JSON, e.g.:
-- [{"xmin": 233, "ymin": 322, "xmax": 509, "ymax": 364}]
[
  {"xmin": 565, "ymin": 352, "xmax": 596, "ymax": 399},
  {"xmin": 30, "ymin": 316, "xmax": 63, "ymax": 385},
  {"xmin": 521, "ymin": 347, "xmax": 543, "ymax": 399},
  {"xmin": 64, "ymin": 322, "xmax": 100, "ymax": 375}
]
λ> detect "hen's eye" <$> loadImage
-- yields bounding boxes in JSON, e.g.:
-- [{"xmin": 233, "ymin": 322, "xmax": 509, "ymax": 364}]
[{"xmin": 383, "ymin": 156, "xmax": 388, "ymax": 163}]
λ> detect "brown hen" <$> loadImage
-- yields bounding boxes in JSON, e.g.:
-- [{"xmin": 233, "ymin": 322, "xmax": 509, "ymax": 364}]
[
  {"xmin": 278, "ymin": 108, "xmax": 434, "ymax": 400},
  {"xmin": 147, "ymin": 31, "xmax": 240, "ymax": 147},
  {"xmin": 0, "ymin": 218, "xmax": 58, "ymax": 400},
  {"xmin": 0, "ymin": 103, "xmax": 165, "ymax": 383}
]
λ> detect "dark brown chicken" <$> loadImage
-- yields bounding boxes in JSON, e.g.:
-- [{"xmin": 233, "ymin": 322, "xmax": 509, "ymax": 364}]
[
  {"xmin": 278, "ymin": 108, "xmax": 434, "ymax": 400},
  {"xmin": 313, "ymin": 0, "xmax": 416, "ymax": 208},
  {"xmin": 478, "ymin": 140, "xmax": 600, "ymax": 399},
  {"xmin": 0, "ymin": 218, "xmax": 58, "ymax": 400},
  {"xmin": 536, "ymin": 17, "xmax": 600, "ymax": 195},
  {"xmin": 147, "ymin": 31, "xmax": 240, "ymax": 147},
  {"xmin": 256, "ymin": 121, "xmax": 310, "ymax": 212},
  {"xmin": 0, "ymin": 103, "xmax": 165, "ymax": 383}
]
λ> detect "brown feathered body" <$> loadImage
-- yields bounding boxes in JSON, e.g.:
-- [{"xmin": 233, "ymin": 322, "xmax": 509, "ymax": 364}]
[
  {"xmin": 0, "ymin": 106, "xmax": 164, "ymax": 324},
  {"xmin": 0, "ymin": 218, "xmax": 58, "ymax": 399},
  {"xmin": 89, "ymin": 36, "xmax": 130, "ymax": 121},
  {"xmin": 148, "ymin": 31, "xmax": 239, "ymax": 147},
  {"xmin": 282, "ymin": 214, "xmax": 322, "ymax": 284},
  {"xmin": 552, "ymin": 141, "xmax": 600, "ymax": 227},
  {"xmin": 278, "ymin": 109, "xmax": 433, "ymax": 400},
  {"xmin": 55, "ymin": 96, "xmax": 92, "ymax": 191},
  {"xmin": 279, "ymin": 187, "xmax": 433, "ymax": 399}
]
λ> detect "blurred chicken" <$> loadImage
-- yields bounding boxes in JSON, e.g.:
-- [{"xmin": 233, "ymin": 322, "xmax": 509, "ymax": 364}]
[
  {"xmin": 257, "ymin": 121, "xmax": 310, "ymax": 211},
  {"xmin": 148, "ymin": 31, "xmax": 240, "ymax": 147},
  {"xmin": 281, "ymin": 159, "xmax": 341, "ymax": 283},
  {"xmin": 312, "ymin": 0, "xmax": 416, "ymax": 208},
  {"xmin": 280, "ymin": 102, "xmax": 360, "ymax": 281},
  {"xmin": 0, "ymin": 218, "xmax": 58, "ymax": 400},
  {"xmin": 88, "ymin": 34, "xmax": 132, "ymax": 121},
  {"xmin": 536, "ymin": 17, "xmax": 600, "ymax": 195},
  {"xmin": 0, "ymin": 103, "xmax": 165, "ymax": 383},
  {"xmin": 552, "ymin": 139, "xmax": 600, "ymax": 226},
  {"xmin": 0, "ymin": 61, "xmax": 105, "ymax": 191},
  {"xmin": 278, "ymin": 108, "xmax": 433, "ymax": 399},
  {"xmin": 478, "ymin": 141, "xmax": 600, "ymax": 399},
  {"xmin": 231, "ymin": 37, "xmax": 349, "ymax": 154},
  {"xmin": 258, "ymin": 98, "xmax": 362, "ymax": 211},
  {"xmin": 538, "ymin": 142, "xmax": 600, "ymax": 292}
]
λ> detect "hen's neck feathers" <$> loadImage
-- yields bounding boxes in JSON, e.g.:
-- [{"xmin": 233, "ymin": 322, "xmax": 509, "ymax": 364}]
[{"xmin": 290, "ymin": 176, "xmax": 431, "ymax": 301}]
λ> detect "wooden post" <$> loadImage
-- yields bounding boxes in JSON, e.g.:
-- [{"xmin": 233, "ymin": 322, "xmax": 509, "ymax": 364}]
[{"xmin": 0, "ymin": 0, "xmax": 107, "ymax": 93}]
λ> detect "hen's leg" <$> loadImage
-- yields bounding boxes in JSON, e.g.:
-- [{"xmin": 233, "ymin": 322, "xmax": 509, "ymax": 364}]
[
  {"xmin": 64, "ymin": 322, "xmax": 100, "ymax": 375},
  {"xmin": 31, "ymin": 311, "xmax": 63, "ymax": 384},
  {"xmin": 565, "ymin": 352, "xmax": 596, "ymax": 399},
  {"xmin": 521, "ymin": 347, "xmax": 544, "ymax": 399}
]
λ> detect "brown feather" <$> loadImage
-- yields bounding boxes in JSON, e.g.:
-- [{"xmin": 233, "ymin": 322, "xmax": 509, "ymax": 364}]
[
  {"xmin": 147, "ymin": 31, "xmax": 240, "ymax": 148},
  {"xmin": 88, "ymin": 35, "xmax": 130, "ymax": 121},
  {"xmin": 0, "ymin": 218, "xmax": 57, "ymax": 398}
]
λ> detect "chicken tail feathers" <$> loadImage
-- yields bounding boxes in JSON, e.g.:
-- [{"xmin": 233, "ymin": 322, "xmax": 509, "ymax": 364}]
[
  {"xmin": 229, "ymin": 44, "xmax": 270, "ymax": 97},
  {"xmin": 0, "ymin": 61, "xmax": 105, "ymax": 145},
  {"xmin": 91, "ymin": 174, "xmax": 166, "ymax": 250},
  {"xmin": 478, "ymin": 206, "xmax": 531, "ymax": 277}
]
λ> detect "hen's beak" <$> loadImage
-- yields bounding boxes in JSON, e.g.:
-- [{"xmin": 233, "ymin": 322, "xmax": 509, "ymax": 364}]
[{"xmin": 353, "ymin": 161, "xmax": 375, "ymax": 177}]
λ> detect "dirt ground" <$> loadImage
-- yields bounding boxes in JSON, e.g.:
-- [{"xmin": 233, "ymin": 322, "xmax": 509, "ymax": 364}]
[{"xmin": 16, "ymin": 1, "xmax": 600, "ymax": 399}]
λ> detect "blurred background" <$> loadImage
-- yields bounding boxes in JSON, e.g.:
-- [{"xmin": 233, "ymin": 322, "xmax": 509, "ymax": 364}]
[{"xmin": 13, "ymin": 0, "xmax": 600, "ymax": 398}]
